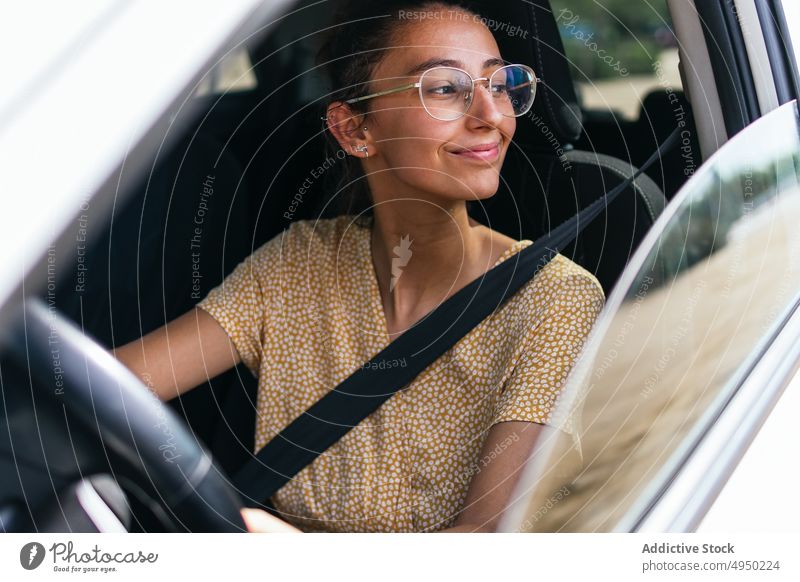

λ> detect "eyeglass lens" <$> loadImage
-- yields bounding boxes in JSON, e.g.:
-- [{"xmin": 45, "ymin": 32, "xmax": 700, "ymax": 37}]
[{"xmin": 419, "ymin": 65, "xmax": 535, "ymax": 121}]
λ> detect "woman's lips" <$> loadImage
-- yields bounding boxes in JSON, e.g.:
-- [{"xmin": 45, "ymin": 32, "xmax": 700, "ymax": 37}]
[{"xmin": 446, "ymin": 142, "xmax": 501, "ymax": 162}]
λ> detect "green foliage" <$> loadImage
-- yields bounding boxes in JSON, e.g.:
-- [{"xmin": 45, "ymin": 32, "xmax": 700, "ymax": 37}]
[{"xmin": 550, "ymin": 0, "xmax": 672, "ymax": 79}]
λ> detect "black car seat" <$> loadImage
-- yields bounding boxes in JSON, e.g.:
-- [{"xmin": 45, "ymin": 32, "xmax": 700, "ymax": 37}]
[
  {"xmin": 629, "ymin": 89, "xmax": 699, "ymax": 200},
  {"xmin": 578, "ymin": 88, "xmax": 699, "ymax": 201},
  {"xmin": 469, "ymin": 0, "xmax": 669, "ymax": 294}
]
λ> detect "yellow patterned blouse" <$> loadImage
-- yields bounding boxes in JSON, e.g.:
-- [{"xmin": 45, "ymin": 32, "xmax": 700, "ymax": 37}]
[{"xmin": 196, "ymin": 215, "xmax": 604, "ymax": 532}]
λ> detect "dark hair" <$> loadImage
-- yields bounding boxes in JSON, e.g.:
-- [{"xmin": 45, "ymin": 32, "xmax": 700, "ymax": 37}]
[{"xmin": 316, "ymin": 0, "xmax": 481, "ymax": 224}]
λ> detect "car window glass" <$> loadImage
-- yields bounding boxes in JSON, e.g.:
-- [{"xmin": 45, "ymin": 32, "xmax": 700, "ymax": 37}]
[
  {"xmin": 510, "ymin": 101, "xmax": 800, "ymax": 532},
  {"xmin": 194, "ymin": 46, "xmax": 258, "ymax": 97},
  {"xmin": 549, "ymin": 0, "xmax": 681, "ymax": 120}
]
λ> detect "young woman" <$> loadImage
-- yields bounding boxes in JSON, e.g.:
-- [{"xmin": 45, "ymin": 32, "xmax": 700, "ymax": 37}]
[{"xmin": 114, "ymin": 0, "xmax": 605, "ymax": 533}]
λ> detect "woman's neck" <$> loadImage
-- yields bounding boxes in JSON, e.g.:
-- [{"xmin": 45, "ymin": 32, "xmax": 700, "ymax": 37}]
[{"xmin": 368, "ymin": 203, "xmax": 514, "ymax": 338}]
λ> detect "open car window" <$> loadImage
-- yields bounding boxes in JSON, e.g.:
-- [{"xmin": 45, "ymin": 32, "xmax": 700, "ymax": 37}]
[
  {"xmin": 501, "ymin": 100, "xmax": 800, "ymax": 532},
  {"xmin": 550, "ymin": 0, "xmax": 680, "ymax": 120},
  {"xmin": 193, "ymin": 46, "xmax": 258, "ymax": 97}
]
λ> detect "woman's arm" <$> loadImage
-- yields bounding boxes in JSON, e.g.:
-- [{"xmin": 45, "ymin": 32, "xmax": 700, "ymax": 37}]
[
  {"xmin": 440, "ymin": 420, "xmax": 543, "ymax": 532},
  {"xmin": 113, "ymin": 306, "xmax": 242, "ymax": 401},
  {"xmin": 240, "ymin": 508, "xmax": 302, "ymax": 533},
  {"xmin": 441, "ymin": 272, "xmax": 604, "ymax": 532}
]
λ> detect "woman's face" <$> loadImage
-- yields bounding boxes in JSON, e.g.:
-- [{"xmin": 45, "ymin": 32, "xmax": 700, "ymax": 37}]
[{"xmin": 360, "ymin": 13, "xmax": 517, "ymax": 208}]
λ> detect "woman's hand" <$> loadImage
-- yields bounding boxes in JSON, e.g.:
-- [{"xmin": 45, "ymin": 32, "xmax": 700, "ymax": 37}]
[{"xmin": 240, "ymin": 508, "xmax": 303, "ymax": 533}]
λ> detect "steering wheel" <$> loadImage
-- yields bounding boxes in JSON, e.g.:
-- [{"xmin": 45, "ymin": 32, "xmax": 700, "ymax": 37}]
[{"xmin": 5, "ymin": 297, "xmax": 247, "ymax": 532}]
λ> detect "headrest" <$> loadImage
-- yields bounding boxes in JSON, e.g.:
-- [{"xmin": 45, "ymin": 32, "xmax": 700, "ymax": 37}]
[{"xmin": 470, "ymin": 0, "xmax": 583, "ymax": 147}]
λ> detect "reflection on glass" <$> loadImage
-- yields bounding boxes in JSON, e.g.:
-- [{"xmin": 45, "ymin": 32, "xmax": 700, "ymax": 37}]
[{"xmin": 512, "ymin": 103, "xmax": 800, "ymax": 532}]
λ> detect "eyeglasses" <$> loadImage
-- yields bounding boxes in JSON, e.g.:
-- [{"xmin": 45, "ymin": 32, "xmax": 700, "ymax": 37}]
[{"xmin": 344, "ymin": 64, "xmax": 539, "ymax": 121}]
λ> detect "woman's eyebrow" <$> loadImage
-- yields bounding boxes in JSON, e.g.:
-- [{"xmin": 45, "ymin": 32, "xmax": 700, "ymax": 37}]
[{"xmin": 404, "ymin": 57, "xmax": 506, "ymax": 76}]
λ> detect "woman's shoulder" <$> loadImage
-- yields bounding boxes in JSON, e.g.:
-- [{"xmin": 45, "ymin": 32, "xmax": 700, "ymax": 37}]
[
  {"xmin": 478, "ymin": 222, "xmax": 604, "ymax": 306},
  {"xmin": 251, "ymin": 215, "xmax": 361, "ymax": 264},
  {"xmin": 545, "ymin": 254, "xmax": 604, "ymax": 296},
  {"xmin": 497, "ymin": 252, "xmax": 604, "ymax": 351},
  {"xmin": 509, "ymin": 249, "xmax": 605, "ymax": 308},
  {"xmin": 282, "ymin": 214, "xmax": 355, "ymax": 238},
  {"xmin": 487, "ymin": 224, "xmax": 603, "ymax": 296}
]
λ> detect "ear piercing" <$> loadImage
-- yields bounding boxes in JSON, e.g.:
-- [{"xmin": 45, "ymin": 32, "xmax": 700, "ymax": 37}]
[{"xmin": 354, "ymin": 144, "xmax": 369, "ymax": 157}]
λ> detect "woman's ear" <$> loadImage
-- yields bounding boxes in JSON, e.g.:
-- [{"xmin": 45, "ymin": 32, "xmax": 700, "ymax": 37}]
[{"xmin": 325, "ymin": 101, "xmax": 372, "ymax": 159}]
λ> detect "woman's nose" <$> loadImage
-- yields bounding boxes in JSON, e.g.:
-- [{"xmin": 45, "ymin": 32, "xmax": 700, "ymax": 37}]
[{"xmin": 466, "ymin": 81, "xmax": 504, "ymax": 125}]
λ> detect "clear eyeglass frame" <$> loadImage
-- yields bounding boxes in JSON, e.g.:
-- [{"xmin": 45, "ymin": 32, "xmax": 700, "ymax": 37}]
[{"xmin": 340, "ymin": 63, "xmax": 540, "ymax": 121}]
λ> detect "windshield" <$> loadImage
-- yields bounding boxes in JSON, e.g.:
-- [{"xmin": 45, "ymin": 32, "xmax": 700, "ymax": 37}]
[{"xmin": 503, "ymin": 101, "xmax": 800, "ymax": 532}]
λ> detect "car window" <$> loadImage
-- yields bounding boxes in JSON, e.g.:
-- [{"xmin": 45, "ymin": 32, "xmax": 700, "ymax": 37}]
[
  {"xmin": 194, "ymin": 46, "xmax": 258, "ymax": 97},
  {"xmin": 550, "ymin": 0, "xmax": 681, "ymax": 120},
  {"xmin": 503, "ymin": 101, "xmax": 800, "ymax": 532}
]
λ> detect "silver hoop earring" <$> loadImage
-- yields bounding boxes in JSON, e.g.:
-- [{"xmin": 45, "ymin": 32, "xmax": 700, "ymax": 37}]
[{"xmin": 355, "ymin": 144, "xmax": 369, "ymax": 158}]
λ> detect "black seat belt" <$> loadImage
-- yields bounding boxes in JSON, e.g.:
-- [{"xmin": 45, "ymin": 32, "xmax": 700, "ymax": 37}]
[{"xmin": 234, "ymin": 129, "xmax": 681, "ymax": 507}]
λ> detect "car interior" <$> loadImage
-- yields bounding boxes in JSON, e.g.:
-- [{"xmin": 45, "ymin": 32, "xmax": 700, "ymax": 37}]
[
  {"xmin": 2, "ymin": 0, "xmax": 702, "ymax": 530},
  {"xmin": 52, "ymin": 0, "xmax": 698, "ymax": 483}
]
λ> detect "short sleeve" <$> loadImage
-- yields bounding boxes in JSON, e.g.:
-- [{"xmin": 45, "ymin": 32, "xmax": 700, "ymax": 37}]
[
  {"xmin": 492, "ymin": 272, "xmax": 605, "ymax": 434},
  {"xmin": 196, "ymin": 239, "xmax": 278, "ymax": 376}
]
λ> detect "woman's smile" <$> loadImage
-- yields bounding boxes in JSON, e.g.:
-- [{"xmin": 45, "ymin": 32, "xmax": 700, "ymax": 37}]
[{"xmin": 445, "ymin": 140, "xmax": 501, "ymax": 162}]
